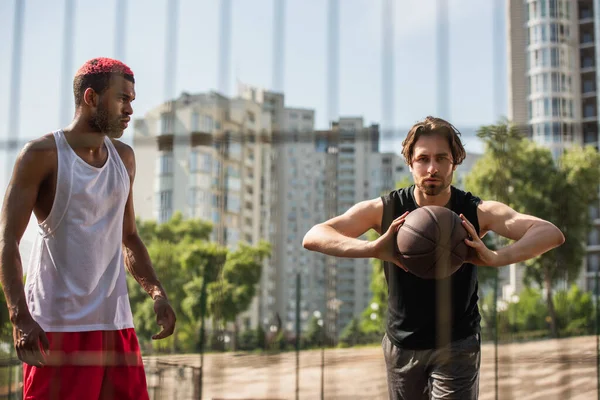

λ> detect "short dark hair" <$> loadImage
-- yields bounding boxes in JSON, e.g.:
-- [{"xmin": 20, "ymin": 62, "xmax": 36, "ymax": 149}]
[
  {"xmin": 401, "ymin": 116, "xmax": 467, "ymax": 166},
  {"xmin": 73, "ymin": 57, "xmax": 135, "ymax": 106}
]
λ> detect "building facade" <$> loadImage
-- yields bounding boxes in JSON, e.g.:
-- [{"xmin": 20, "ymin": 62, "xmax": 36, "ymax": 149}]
[
  {"xmin": 132, "ymin": 86, "xmax": 407, "ymax": 338},
  {"xmin": 132, "ymin": 91, "xmax": 273, "ymax": 330},
  {"xmin": 507, "ymin": 0, "xmax": 600, "ymax": 295}
]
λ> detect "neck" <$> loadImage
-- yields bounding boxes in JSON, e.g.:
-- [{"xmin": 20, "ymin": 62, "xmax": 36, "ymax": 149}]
[
  {"xmin": 413, "ymin": 186, "xmax": 452, "ymax": 207},
  {"xmin": 63, "ymin": 112, "xmax": 106, "ymax": 152}
]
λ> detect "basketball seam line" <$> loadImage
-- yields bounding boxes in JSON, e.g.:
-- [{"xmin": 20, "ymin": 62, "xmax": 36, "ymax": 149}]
[{"xmin": 401, "ymin": 224, "xmax": 436, "ymax": 246}]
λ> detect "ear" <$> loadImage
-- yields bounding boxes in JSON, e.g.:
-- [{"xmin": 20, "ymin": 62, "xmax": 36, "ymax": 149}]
[{"xmin": 83, "ymin": 88, "xmax": 99, "ymax": 107}]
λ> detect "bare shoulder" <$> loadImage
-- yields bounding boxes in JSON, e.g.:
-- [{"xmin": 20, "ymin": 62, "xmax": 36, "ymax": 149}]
[
  {"xmin": 22, "ymin": 133, "xmax": 57, "ymax": 156},
  {"xmin": 476, "ymin": 200, "xmax": 534, "ymax": 220},
  {"xmin": 324, "ymin": 197, "xmax": 384, "ymax": 235},
  {"xmin": 342, "ymin": 197, "xmax": 383, "ymax": 218},
  {"xmin": 476, "ymin": 199, "xmax": 544, "ymax": 237},
  {"xmin": 110, "ymin": 139, "xmax": 135, "ymax": 176},
  {"xmin": 13, "ymin": 133, "xmax": 57, "ymax": 175},
  {"xmin": 476, "ymin": 200, "xmax": 512, "ymax": 227}
]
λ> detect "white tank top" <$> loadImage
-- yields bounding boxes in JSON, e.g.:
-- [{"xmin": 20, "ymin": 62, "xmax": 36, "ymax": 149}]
[{"xmin": 24, "ymin": 130, "xmax": 135, "ymax": 332}]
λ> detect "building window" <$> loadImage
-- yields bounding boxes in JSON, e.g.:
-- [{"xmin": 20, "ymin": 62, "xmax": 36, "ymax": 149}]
[
  {"xmin": 157, "ymin": 190, "xmax": 172, "ymax": 209},
  {"xmin": 204, "ymin": 116, "xmax": 214, "ymax": 132},
  {"xmin": 190, "ymin": 151, "xmax": 212, "ymax": 173},
  {"xmin": 189, "ymin": 112, "xmax": 199, "ymax": 132},
  {"xmin": 589, "ymin": 228, "xmax": 600, "ymax": 247},
  {"xmin": 156, "ymin": 153, "xmax": 173, "ymax": 175},
  {"xmin": 226, "ymin": 194, "xmax": 241, "ymax": 213},
  {"xmin": 226, "ymin": 228, "xmax": 239, "ymax": 246},
  {"xmin": 229, "ymin": 142, "xmax": 242, "ymax": 159},
  {"xmin": 156, "ymin": 190, "xmax": 173, "ymax": 223},
  {"xmin": 588, "ymin": 254, "xmax": 600, "ymax": 273},
  {"xmin": 549, "ymin": 0, "xmax": 557, "ymax": 18},
  {"xmin": 189, "ymin": 188, "xmax": 209, "ymax": 207},
  {"xmin": 160, "ymin": 113, "xmax": 173, "ymax": 135},
  {"xmin": 584, "ymin": 104, "xmax": 595, "ymax": 118}
]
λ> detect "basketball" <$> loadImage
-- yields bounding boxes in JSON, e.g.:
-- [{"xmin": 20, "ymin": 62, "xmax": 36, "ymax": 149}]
[{"xmin": 395, "ymin": 205, "xmax": 470, "ymax": 279}]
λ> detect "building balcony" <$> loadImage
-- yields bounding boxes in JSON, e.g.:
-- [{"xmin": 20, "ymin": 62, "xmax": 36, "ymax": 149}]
[
  {"xmin": 580, "ymin": 41, "xmax": 595, "ymax": 50},
  {"xmin": 583, "ymin": 115, "xmax": 598, "ymax": 123},
  {"xmin": 582, "ymin": 89, "xmax": 597, "ymax": 99},
  {"xmin": 581, "ymin": 65, "xmax": 596, "ymax": 74}
]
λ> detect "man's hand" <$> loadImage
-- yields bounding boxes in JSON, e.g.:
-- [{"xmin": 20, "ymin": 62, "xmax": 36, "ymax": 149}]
[
  {"xmin": 460, "ymin": 214, "xmax": 499, "ymax": 267},
  {"xmin": 13, "ymin": 315, "xmax": 50, "ymax": 367},
  {"xmin": 152, "ymin": 297, "xmax": 176, "ymax": 340},
  {"xmin": 372, "ymin": 211, "xmax": 410, "ymax": 271}
]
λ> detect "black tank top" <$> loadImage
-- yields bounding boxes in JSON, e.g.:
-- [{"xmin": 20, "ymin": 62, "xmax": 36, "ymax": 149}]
[{"xmin": 380, "ymin": 185, "xmax": 482, "ymax": 349}]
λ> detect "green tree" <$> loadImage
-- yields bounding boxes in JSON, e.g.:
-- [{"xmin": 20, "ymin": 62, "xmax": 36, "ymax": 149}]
[
  {"xmin": 465, "ymin": 120, "xmax": 600, "ymax": 338},
  {"xmin": 136, "ymin": 211, "xmax": 213, "ymax": 244},
  {"xmin": 207, "ymin": 241, "xmax": 271, "ymax": 350},
  {"xmin": 339, "ymin": 317, "xmax": 363, "ymax": 347},
  {"xmin": 132, "ymin": 214, "xmax": 228, "ymax": 352},
  {"xmin": 554, "ymin": 284, "xmax": 595, "ymax": 336},
  {"xmin": 303, "ymin": 315, "xmax": 324, "ymax": 348}
]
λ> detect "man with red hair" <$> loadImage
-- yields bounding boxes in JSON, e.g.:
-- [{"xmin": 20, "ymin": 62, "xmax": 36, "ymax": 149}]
[{"xmin": 0, "ymin": 57, "xmax": 176, "ymax": 399}]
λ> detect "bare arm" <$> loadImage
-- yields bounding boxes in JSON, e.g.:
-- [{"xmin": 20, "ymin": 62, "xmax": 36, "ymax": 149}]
[
  {"xmin": 0, "ymin": 142, "xmax": 48, "ymax": 324},
  {"xmin": 118, "ymin": 143, "xmax": 175, "ymax": 339},
  {"xmin": 302, "ymin": 198, "xmax": 384, "ymax": 258},
  {"xmin": 0, "ymin": 140, "xmax": 51, "ymax": 365},
  {"xmin": 473, "ymin": 200, "xmax": 565, "ymax": 267},
  {"xmin": 118, "ymin": 144, "xmax": 168, "ymax": 301}
]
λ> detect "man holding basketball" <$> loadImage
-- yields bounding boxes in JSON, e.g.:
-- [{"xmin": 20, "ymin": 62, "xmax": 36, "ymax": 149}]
[
  {"xmin": 303, "ymin": 116, "xmax": 564, "ymax": 400},
  {"xmin": 0, "ymin": 57, "xmax": 176, "ymax": 399}
]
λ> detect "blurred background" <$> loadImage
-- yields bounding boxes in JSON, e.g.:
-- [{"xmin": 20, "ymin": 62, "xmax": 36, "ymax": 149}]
[{"xmin": 1, "ymin": 0, "xmax": 599, "ymax": 399}]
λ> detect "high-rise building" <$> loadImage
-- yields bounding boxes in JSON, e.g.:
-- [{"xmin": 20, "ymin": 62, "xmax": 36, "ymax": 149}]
[
  {"xmin": 507, "ymin": 0, "xmax": 600, "ymax": 295},
  {"xmin": 238, "ymin": 84, "xmax": 406, "ymax": 335},
  {"xmin": 132, "ymin": 91, "xmax": 273, "ymax": 330},
  {"xmin": 132, "ymin": 85, "xmax": 407, "ymax": 338}
]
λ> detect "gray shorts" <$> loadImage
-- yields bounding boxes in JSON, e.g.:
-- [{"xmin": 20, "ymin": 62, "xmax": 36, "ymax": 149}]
[{"xmin": 382, "ymin": 333, "xmax": 481, "ymax": 400}]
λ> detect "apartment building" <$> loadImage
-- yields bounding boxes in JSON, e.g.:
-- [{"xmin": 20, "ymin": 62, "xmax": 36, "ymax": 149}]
[
  {"xmin": 507, "ymin": 0, "xmax": 600, "ymax": 295},
  {"xmin": 132, "ymin": 84, "xmax": 407, "ymax": 337},
  {"xmin": 132, "ymin": 91, "xmax": 273, "ymax": 330}
]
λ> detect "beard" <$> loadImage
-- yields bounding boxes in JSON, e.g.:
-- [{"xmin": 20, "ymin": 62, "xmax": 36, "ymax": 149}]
[
  {"xmin": 89, "ymin": 104, "xmax": 124, "ymax": 138},
  {"xmin": 416, "ymin": 173, "xmax": 452, "ymax": 196}
]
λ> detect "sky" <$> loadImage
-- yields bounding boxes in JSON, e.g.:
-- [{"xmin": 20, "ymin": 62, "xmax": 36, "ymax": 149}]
[{"xmin": 0, "ymin": 0, "xmax": 506, "ymax": 247}]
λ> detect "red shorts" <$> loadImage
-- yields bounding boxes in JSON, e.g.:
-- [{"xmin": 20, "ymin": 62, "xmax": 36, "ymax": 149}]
[{"xmin": 22, "ymin": 328, "xmax": 149, "ymax": 400}]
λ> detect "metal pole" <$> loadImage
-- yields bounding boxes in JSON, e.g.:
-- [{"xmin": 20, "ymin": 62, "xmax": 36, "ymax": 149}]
[
  {"xmin": 164, "ymin": 0, "xmax": 179, "ymax": 102},
  {"xmin": 295, "ymin": 272, "xmax": 301, "ymax": 400},
  {"xmin": 59, "ymin": 0, "xmax": 75, "ymax": 128},
  {"xmin": 327, "ymin": 0, "xmax": 339, "ymax": 124},
  {"xmin": 198, "ymin": 278, "xmax": 207, "ymax": 400},
  {"xmin": 272, "ymin": 0, "xmax": 285, "ymax": 92},
  {"xmin": 596, "ymin": 271, "xmax": 599, "ymax": 400},
  {"xmin": 320, "ymin": 333, "xmax": 325, "ymax": 400},
  {"xmin": 218, "ymin": 0, "xmax": 232, "ymax": 96},
  {"xmin": 114, "ymin": 0, "xmax": 127, "ymax": 61},
  {"xmin": 493, "ymin": 269, "xmax": 499, "ymax": 400},
  {"xmin": 436, "ymin": 0, "xmax": 449, "ymax": 119},
  {"xmin": 6, "ymin": 0, "xmax": 26, "ymax": 186}
]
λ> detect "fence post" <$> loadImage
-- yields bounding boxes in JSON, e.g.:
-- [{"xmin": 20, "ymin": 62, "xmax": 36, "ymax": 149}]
[{"xmin": 295, "ymin": 272, "xmax": 301, "ymax": 400}]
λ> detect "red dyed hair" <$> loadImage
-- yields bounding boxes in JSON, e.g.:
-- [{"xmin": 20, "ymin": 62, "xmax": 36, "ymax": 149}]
[
  {"xmin": 72, "ymin": 57, "xmax": 135, "ymax": 106},
  {"xmin": 75, "ymin": 57, "xmax": 134, "ymax": 77}
]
